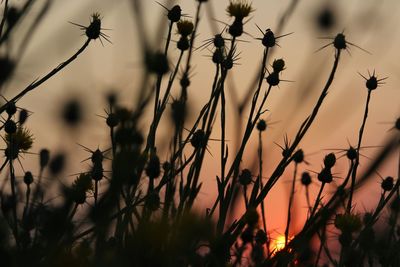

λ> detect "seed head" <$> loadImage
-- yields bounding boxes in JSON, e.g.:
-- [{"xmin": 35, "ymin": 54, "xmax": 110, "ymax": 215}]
[
  {"xmin": 191, "ymin": 130, "xmax": 206, "ymax": 149},
  {"xmin": 106, "ymin": 113, "xmax": 119, "ymax": 128},
  {"xmin": 5, "ymin": 127, "xmax": 33, "ymax": 151},
  {"xmin": 346, "ymin": 146, "xmax": 357, "ymax": 161},
  {"xmin": 358, "ymin": 70, "xmax": 387, "ymax": 91},
  {"xmin": 272, "ymin": 59, "xmax": 285, "ymax": 73},
  {"xmin": 213, "ymin": 34, "xmax": 225, "ymax": 48},
  {"xmin": 86, "ymin": 13, "xmax": 102, "ymax": 40},
  {"xmin": 226, "ymin": 0, "xmax": 253, "ymax": 20},
  {"xmin": 381, "ymin": 176, "xmax": 394, "ymax": 191},
  {"xmin": 293, "ymin": 149, "xmax": 304, "ymax": 164},
  {"xmin": 168, "ymin": 5, "xmax": 182, "ymax": 22},
  {"xmin": 323, "ymin": 153, "xmax": 336, "ymax": 168},
  {"xmin": 239, "ymin": 168, "xmax": 252, "ymax": 186},
  {"xmin": 5, "ymin": 102, "xmax": 17, "ymax": 116},
  {"xmin": 333, "ymin": 33, "xmax": 346, "ymax": 50},
  {"xmin": 318, "ymin": 167, "xmax": 333, "ymax": 183},
  {"xmin": 177, "ymin": 36, "xmax": 190, "ymax": 51},
  {"xmin": 266, "ymin": 72, "xmax": 280, "ymax": 86},
  {"xmin": 4, "ymin": 120, "xmax": 17, "ymax": 134},
  {"xmin": 91, "ymin": 162, "xmax": 103, "ymax": 181},
  {"xmin": 256, "ymin": 119, "xmax": 267, "ymax": 131},
  {"xmin": 262, "ymin": 29, "xmax": 276, "ymax": 48},
  {"xmin": 301, "ymin": 172, "xmax": 312, "ymax": 186},
  {"xmin": 177, "ymin": 19, "xmax": 194, "ymax": 37},
  {"xmin": 24, "ymin": 171, "xmax": 34, "ymax": 185}
]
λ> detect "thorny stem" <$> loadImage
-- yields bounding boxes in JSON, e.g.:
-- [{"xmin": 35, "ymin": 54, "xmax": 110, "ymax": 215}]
[{"xmin": 0, "ymin": 39, "xmax": 92, "ymax": 115}]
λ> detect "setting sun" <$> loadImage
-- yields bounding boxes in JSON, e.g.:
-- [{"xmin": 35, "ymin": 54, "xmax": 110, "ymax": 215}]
[{"xmin": 271, "ymin": 235, "xmax": 292, "ymax": 252}]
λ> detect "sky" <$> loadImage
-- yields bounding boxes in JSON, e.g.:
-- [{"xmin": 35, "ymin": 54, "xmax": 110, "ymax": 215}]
[{"xmin": 4, "ymin": 0, "xmax": 400, "ymax": 239}]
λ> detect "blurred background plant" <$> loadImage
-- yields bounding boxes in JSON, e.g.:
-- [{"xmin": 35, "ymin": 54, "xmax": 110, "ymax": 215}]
[{"xmin": 0, "ymin": 0, "xmax": 399, "ymax": 266}]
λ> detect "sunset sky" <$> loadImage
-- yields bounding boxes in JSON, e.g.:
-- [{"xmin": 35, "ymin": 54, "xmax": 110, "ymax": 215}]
[{"xmin": 5, "ymin": 0, "xmax": 399, "ymax": 239}]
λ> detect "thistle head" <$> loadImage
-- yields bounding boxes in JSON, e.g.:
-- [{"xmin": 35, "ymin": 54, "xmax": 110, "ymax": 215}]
[
  {"xmin": 86, "ymin": 13, "xmax": 102, "ymax": 40},
  {"xmin": 5, "ymin": 127, "xmax": 33, "ymax": 152},
  {"xmin": 177, "ymin": 19, "xmax": 194, "ymax": 37},
  {"xmin": 333, "ymin": 33, "xmax": 346, "ymax": 50},
  {"xmin": 226, "ymin": 0, "xmax": 253, "ymax": 20},
  {"xmin": 168, "ymin": 5, "xmax": 181, "ymax": 22}
]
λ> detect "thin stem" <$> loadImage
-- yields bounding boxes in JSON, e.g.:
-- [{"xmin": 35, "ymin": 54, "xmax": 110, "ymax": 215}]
[
  {"xmin": 0, "ymin": 39, "xmax": 91, "ymax": 114},
  {"xmin": 348, "ymin": 89, "xmax": 372, "ymax": 210},
  {"xmin": 285, "ymin": 163, "xmax": 297, "ymax": 246}
]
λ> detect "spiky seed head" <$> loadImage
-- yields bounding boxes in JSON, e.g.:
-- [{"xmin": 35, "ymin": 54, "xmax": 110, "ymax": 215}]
[
  {"xmin": 180, "ymin": 73, "xmax": 191, "ymax": 87},
  {"xmin": 262, "ymin": 29, "xmax": 276, "ymax": 47},
  {"xmin": 168, "ymin": 5, "xmax": 181, "ymax": 22},
  {"xmin": 226, "ymin": 0, "xmax": 253, "ymax": 20},
  {"xmin": 222, "ymin": 57, "xmax": 234, "ymax": 70},
  {"xmin": 266, "ymin": 72, "xmax": 280, "ymax": 86},
  {"xmin": 177, "ymin": 19, "xmax": 194, "ymax": 36},
  {"xmin": 333, "ymin": 33, "xmax": 346, "ymax": 50},
  {"xmin": 239, "ymin": 168, "xmax": 252, "ymax": 186},
  {"xmin": 4, "ymin": 120, "xmax": 17, "ymax": 134},
  {"xmin": 365, "ymin": 75, "xmax": 378, "ymax": 90},
  {"xmin": 301, "ymin": 172, "xmax": 312, "ymax": 186},
  {"xmin": 5, "ymin": 127, "xmax": 33, "ymax": 151},
  {"xmin": 91, "ymin": 149, "xmax": 103, "ymax": 164},
  {"xmin": 86, "ymin": 13, "xmax": 101, "ymax": 40},
  {"xmin": 228, "ymin": 19, "xmax": 244, "ymax": 37},
  {"xmin": 272, "ymin": 59, "xmax": 285, "ymax": 73},
  {"xmin": 318, "ymin": 167, "xmax": 333, "ymax": 183},
  {"xmin": 213, "ymin": 34, "xmax": 225, "ymax": 48},
  {"xmin": 5, "ymin": 102, "xmax": 17, "ymax": 116},
  {"xmin": 191, "ymin": 130, "xmax": 206, "ymax": 148},
  {"xmin": 177, "ymin": 36, "xmax": 190, "ymax": 51},
  {"xmin": 323, "ymin": 153, "xmax": 336, "ymax": 168},
  {"xmin": 212, "ymin": 49, "xmax": 224, "ymax": 64},
  {"xmin": 256, "ymin": 119, "xmax": 267, "ymax": 131},
  {"xmin": 381, "ymin": 176, "xmax": 394, "ymax": 191},
  {"xmin": 293, "ymin": 149, "xmax": 304, "ymax": 163},
  {"xmin": 346, "ymin": 147, "xmax": 357, "ymax": 160},
  {"xmin": 106, "ymin": 113, "xmax": 119, "ymax": 128},
  {"xmin": 24, "ymin": 171, "xmax": 34, "ymax": 185}
]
